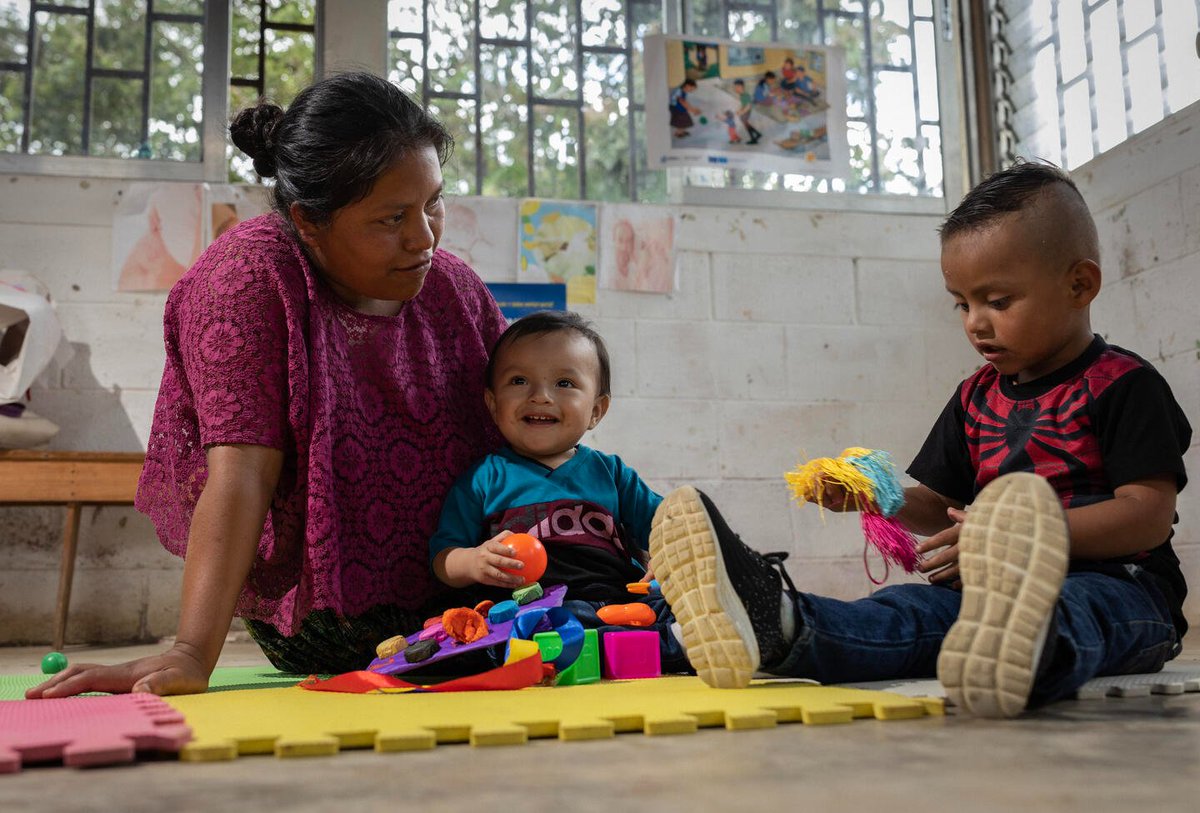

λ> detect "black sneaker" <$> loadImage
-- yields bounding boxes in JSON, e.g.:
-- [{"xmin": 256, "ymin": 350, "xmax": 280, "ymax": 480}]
[
  {"xmin": 649, "ymin": 485, "xmax": 800, "ymax": 688},
  {"xmin": 937, "ymin": 472, "xmax": 1069, "ymax": 717}
]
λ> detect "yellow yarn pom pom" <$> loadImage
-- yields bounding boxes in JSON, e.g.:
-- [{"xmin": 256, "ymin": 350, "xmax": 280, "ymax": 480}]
[{"xmin": 785, "ymin": 448, "xmax": 878, "ymax": 512}]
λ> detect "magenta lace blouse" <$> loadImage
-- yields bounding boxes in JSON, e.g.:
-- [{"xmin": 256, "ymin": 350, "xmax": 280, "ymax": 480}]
[{"xmin": 135, "ymin": 214, "xmax": 505, "ymax": 636}]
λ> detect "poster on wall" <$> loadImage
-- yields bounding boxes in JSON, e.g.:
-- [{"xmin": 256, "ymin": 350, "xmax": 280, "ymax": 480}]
[
  {"xmin": 486, "ymin": 282, "xmax": 568, "ymax": 321},
  {"xmin": 203, "ymin": 184, "xmax": 271, "ymax": 249},
  {"xmin": 598, "ymin": 204, "xmax": 676, "ymax": 294},
  {"xmin": 643, "ymin": 34, "xmax": 848, "ymax": 177},
  {"xmin": 517, "ymin": 199, "xmax": 598, "ymax": 305}
]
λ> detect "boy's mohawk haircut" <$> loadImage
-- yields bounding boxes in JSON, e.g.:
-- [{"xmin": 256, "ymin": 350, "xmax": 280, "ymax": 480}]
[{"xmin": 939, "ymin": 159, "xmax": 1084, "ymax": 243}]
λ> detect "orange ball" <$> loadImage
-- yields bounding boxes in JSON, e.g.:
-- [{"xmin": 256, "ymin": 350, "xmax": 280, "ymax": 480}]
[{"xmin": 500, "ymin": 533, "xmax": 547, "ymax": 585}]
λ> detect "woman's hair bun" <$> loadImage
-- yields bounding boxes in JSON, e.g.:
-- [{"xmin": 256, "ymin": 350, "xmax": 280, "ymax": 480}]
[{"xmin": 229, "ymin": 102, "xmax": 285, "ymax": 177}]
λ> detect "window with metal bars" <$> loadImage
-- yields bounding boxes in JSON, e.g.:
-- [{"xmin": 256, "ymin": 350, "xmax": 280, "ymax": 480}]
[
  {"xmin": 389, "ymin": 0, "xmax": 946, "ymax": 201},
  {"xmin": 996, "ymin": 0, "xmax": 1200, "ymax": 170}
]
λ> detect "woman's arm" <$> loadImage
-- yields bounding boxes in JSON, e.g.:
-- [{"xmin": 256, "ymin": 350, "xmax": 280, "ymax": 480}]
[{"xmin": 26, "ymin": 444, "xmax": 282, "ymax": 698}]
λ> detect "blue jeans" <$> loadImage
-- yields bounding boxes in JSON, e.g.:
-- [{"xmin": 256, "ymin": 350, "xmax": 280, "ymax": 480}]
[
  {"xmin": 770, "ymin": 566, "xmax": 1178, "ymax": 707},
  {"xmin": 563, "ymin": 594, "xmax": 692, "ymax": 675}
]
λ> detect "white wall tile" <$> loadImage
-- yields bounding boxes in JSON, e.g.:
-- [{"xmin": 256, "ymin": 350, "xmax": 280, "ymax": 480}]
[
  {"xmin": 713, "ymin": 253, "xmax": 855, "ymax": 324},
  {"xmin": 855, "ymin": 258, "xmax": 946, "ymax": 326},
  {"xmin": 786, "ymin": 325, "xmax": 929, "ymax": 402},
  {"xmin": 589, "ymin": 397, "xmax": 719, "ymax": 481},
  {"xmin": 718, "ymin": 400, "xmax": 860, "ymax": 479}
]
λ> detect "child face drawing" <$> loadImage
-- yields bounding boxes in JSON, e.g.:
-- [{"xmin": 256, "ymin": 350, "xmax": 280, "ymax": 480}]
[
  {"xmin": 614, "ymin": 220, "xmax": 635, "ymax": 279},
  {"xmin": 941, "ymin": 216, "xmax": 1096, "ymax": 384},
  {"xmin": 486, "ymin": 331, "xmax": 610, "ymax": 468}
]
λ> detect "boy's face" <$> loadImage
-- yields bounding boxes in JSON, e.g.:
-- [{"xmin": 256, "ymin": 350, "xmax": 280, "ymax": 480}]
[
  {"xmin": 941, "ymin": 217, "xmax": 1097, "ymax": 383},
  {"xmin": 485, "ymin": 331, "xmax": 610, "ymax": 468}
]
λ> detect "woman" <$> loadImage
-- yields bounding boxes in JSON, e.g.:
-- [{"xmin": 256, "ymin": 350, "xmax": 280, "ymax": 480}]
[{"xmin": 29, "ymin": 72, "xmax": 507, "ymax": 697}]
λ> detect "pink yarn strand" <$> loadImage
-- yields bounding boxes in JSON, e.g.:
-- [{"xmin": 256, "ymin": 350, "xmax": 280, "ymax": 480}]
[{"xmin": 859, "ymin": 513, "xmax": 922, "ymax": 582}]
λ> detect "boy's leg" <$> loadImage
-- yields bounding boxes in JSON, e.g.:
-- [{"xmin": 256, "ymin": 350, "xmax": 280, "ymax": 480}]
[
  {"xmin": 1028, "ymin": 568, "xmax": 1176, "ymax": 706},
  {"xmin": 649, "ymin": 485, "xmax": 962, "ymax": 688},
  {"xmin": 938, "ymin": 472, "xmax": 1069, "ymax": 718}
]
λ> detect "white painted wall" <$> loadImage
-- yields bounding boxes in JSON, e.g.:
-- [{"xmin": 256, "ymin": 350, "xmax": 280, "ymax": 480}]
[{"xmin": 1, "ymin": 102, "xmax": 1195, "ymax": 646}]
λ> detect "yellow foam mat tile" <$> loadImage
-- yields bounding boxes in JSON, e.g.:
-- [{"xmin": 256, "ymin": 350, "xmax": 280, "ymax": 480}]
[{"xmin": 164, "ymin": 676, "xmax": 941, "ymax": 761}]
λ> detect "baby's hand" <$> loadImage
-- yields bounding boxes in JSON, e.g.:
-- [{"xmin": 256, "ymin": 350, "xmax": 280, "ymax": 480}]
[
  {"xmin": 917, "ymin": 507, "xmax": 966, "ymax": 588},
  {"xmin": 466, "ymin": 531, "xmax": 527, "ymax": 588}
]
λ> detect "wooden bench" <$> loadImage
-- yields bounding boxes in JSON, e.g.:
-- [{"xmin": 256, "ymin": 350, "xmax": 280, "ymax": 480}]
[{"xmin": 0, "ymin": 450, "xmax": 145, "ymax": 650}]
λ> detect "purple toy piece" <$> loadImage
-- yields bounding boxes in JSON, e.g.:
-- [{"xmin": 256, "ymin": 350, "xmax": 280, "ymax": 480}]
[
  {"xmin": 602, "ymin": 630, "xmax": 661, "ymax": 680},
  {"xmin": 367, "ymin": 584, "xmax": 568, "ymax": 676}
]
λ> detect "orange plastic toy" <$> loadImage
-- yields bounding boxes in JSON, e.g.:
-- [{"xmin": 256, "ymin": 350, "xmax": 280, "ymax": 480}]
[
  {"xmin": 596, "ymin": 602, "xmax": 657, "ymax": 627},
  {"xmin": 500, "ymin": 533, "xmax": 548, "ymax": 585}
]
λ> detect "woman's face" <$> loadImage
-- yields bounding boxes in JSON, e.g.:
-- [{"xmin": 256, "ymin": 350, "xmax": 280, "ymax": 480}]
[{"xmin": 292, "ymin": 145, "xmax": 445, "ymax": 315}]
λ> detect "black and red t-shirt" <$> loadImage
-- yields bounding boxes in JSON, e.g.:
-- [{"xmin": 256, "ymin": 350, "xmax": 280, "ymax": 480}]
[{"xmin": 909, "ymin": 336, "xmax": 1192, "ymax": 635}]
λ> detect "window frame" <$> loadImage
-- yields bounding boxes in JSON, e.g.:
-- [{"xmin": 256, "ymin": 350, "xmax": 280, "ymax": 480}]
[{"xmin": 0, "ymin": 1, "xmax": 230, "ymax": 182}]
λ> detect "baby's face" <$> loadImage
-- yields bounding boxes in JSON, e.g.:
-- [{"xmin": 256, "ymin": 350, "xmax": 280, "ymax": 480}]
[{"xmin": 486, "ymin": 331, "xmax": 608, "ymax": 468}]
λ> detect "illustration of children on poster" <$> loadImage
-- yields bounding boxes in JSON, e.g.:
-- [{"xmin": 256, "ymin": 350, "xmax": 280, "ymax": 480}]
[
  {"xmin": 518, "ymin": 199, "xmax": 598, "ymax": 305},
  {"xmin": 644, "ymin": 34, "xmax": 847, "ymax": 177}
]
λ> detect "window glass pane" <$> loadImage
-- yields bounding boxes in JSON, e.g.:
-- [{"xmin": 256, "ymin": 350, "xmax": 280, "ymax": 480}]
[
  {"xmin": 633, "ymin": 108, "xmax": 667, "ymax": 203},
  {"xmin": 1062, "ymin": 79, "xmax": 1093, "ymax": 168},
  {"xmin": 532, "ymin": 104, "xmax": 579, "ymax": 199},
  {"xmin": 875, "ymin": 69, "xmax": 919, "ymax": 193},
  {"xmin": 1123, "ymin": 0, "xmax": 1155, "ymax": 39},
  {"xmin": 728, "ymin": 10, "xmax": 772, "ymax": 42},
  {"xmin": 95, "ymin": 0, "xmax": 145, "ymax": 71},
  {"xmin": 584, "ymin": 52, "xmax": 629, "ymax": 201},
  {"xmin": 830, "ymin": 12, "xmax": 870, "ymax": 121},
  {"xmin": 629, "ymin": 0, "xmax": 663, "ymax": 107},
  {"xmin": 388, "ymin": 35, "xmax": 424, "ymax": 96},
  {"xmin": 920, "ymin": 123, "xmax": 941, "ymax": 195},
  {"xmin": 428, "ymin": 1, "xmax": 474, "ymax": 94},
  {"xmin": 846, "ymin": 118, "xmax": 873, "ymax": 192},
  {"xmin": 1162, "ymin": 0, "xmax": 1200, "ymax": 114},
  {"xmin": 0, "ymin": 71, "xmax": 23, "ymax": 151},
  {"xmin": 232, "ymin": 0, "xmax": 261, "ymax": 80},
  {"xmin": 430, "ymin": 96, "xmax": 475, "ymax": 195},
  {"xmin": 1057, "ymin": 0, "xmax": 1086, "ymax": 82},
  {"xmin": 29, "ymin": 10, "xmax": 86, "ymax": 155},
  {"xmin": 1126, "ymin": 36, "xmax": 1161, "ymax": 135},
  {"xmin": 480, "ymin": 44, "xmax": 528, "ymax": 197},
  {"xmin": 1089, "ymin": 0, "xmax": 1125, "ymax": 154},
  {"xmin": 264, "ymin": 28, "xmax": 314, "ymax": 104},
  {"xmin": 778, "ymin": 0, "xmax": 820, "ymax": 43},
  {"xmin": 148, "ymin": 21, "xmax": 203, "ymax": 161},
  {"xmin": 90, "ymin": 77, "xmax": 143, "ymax": 157},
  {"xmin": 267, "ymin": 0, "xmax": 315, "ymax": 25},
  {"xmin": 914, "ymin": 19, "xmax": 938, "ymax": 121},
  {"xmin": 480, "ymin": 0, "xmax": 524, "ymax": 40},
  {"xmin": 870, "ymin": 1, "xmax": 911, "ymax": 68},
  {"xmin": 155, "ymin": 1, "xmax": 204, "ymax": 14},
  {"xmin": 389, "ymin": 0, "xmax": 422, "ymax": 34},
  {"xmin": 582, "ymin": 0, "xmax": 624, "ymax": 48},
  {"xmin": 1, "ymin": 1, "xmax": 30, "ymax": 63},
  {"xmin": 532, "ymin": 0, "xmax": 577, "ymax": 101},
  {"xmin": 912, "ymin": 0, "xmax": 933, "ymax": 17},
  {"xmin": 686, "ymin": 0, "xmax": 725, "ymax": 37}
]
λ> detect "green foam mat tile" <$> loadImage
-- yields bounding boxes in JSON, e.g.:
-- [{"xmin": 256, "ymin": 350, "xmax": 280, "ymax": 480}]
[{"xmin": 0, "ymin": 665, "xmax": 310, "ymax": 701}]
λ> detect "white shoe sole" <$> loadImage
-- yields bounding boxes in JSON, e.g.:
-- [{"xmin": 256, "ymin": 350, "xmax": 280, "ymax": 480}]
[
  {"xmin": 649, "ymin": 486, "xmax": 759, "ymax": 689},
  {"xmin": 937, "ymin": 472, "xmax": 1069, "ymax": 718}
]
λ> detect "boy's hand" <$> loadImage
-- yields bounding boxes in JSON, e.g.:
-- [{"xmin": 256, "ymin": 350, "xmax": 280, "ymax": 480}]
[
  {"xmin": 916, "ymin": 506, "xmax": 966, "ymax": 589},
  {"xmin": 462, "ymin": 531, "xmax": 528, "ymax": 589},
  {"xmin": 807, "ymin": 481, "xmax": 857, "ymax": 512}
]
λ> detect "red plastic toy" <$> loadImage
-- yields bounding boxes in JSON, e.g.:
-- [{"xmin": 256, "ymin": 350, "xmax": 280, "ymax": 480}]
[{"xmin": 500, "ymin": 532, "xmax": 547, "ymax": 585}]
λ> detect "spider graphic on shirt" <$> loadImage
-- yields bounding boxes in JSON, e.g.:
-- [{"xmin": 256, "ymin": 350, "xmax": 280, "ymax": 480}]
[{"xmin": 965, "ymin": 384, "xmax": 1099, "ymax": 497}]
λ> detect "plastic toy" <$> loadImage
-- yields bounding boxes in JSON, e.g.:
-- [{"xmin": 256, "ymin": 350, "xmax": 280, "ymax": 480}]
[
  {"xmin": 601, "ymin": 630, "xmax": 661, "ymax": 679},
  {"xmin": 40, "ymin": 651, "xmax": 67, "ymax": 674},
  {"xmin": 625, "ymin": 581, "xmax": 651, "ymax": 595},
  {"xmin": 375, "ymin": 635, "xmax": 408, "ymax": 659},
  {"xmin": 507, "ymin": 607, "xmax": 585, "ymax": 672},
  {"xmin": 500, "ymin": 532, "xmax": 547, "ymax": 585},
  {"xmin": 596, "ymin": 602, "xmax": 657, "ymax": 627},
  {"xmin": 786, "ymin": 446, "xmax": 922, "ymax": 583},
  {"xmin": 441, "ymin": 607, "xmax": 488, "ymax": 644},
  {"xmin": 534, "ymin": 629, "xmax": 601, "ymax": 686},
  {"xmin": 513, "ymin": 581, "xmax": 544, "ymax": 605}
]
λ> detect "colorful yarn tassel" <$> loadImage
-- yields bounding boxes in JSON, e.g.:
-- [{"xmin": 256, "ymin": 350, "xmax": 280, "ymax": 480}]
[{"xmin": 786, "ymin": 447, "xmax": 922, "ymax": 583}]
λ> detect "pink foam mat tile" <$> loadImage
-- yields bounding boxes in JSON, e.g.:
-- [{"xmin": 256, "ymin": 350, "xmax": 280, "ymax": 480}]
[{"xmin": 0, "ymin": 693, "xmax": 192, "ymax": 773}]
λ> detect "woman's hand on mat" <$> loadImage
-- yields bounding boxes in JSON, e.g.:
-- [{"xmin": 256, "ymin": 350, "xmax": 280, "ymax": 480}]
[
  {"xmin": 24, "ymin": 644, "xmax": 210, "ymax": 699},
  {"xmin": 916, "ymin": 507, "xmax": 966, "ymax": 589}
]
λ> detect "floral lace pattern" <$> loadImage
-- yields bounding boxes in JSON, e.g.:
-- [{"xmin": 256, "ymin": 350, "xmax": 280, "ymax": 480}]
[{"xmin": 135, "ymin": 215, "xmax": 506, "ymax": 636}]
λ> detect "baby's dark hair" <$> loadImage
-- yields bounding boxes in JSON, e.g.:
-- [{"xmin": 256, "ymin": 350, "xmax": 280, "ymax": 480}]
[
  {"xmin": 486, "ymin": 311, "xmax": 611, "ymax": 397},
  {"xmin": 733, "ymin": 79, "xmax": 745, "ymax": 87},
  {"xmin": 939, "ymin": 159, "xmax": 1088, "ymax": 244},
  {"xmin": 229, "ymin": 71, "xmax": 453, "ymax": 227}
]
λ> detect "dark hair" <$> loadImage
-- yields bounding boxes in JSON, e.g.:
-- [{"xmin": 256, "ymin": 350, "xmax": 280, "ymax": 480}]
[
  {"xmin": 940, "ymin": 159, "xmax": 1087, "ymax": 243},
  {"xmin": 733, "ymin": 79, "xmax": 745, "ymax": 87},
  {"xmin": 761, "ymin": 71, "xmax": 777, "ymax": 80},
  {"xmin": 229, "ymin": 71, "xmax": 453, "ymax": 226},
  {"xmin": 485, "ymin": 311, "xmax": 611, "ymax": 398},
  {"xmin": 682, "ymin": 78, "xmax": 697, "ymax": 89}
]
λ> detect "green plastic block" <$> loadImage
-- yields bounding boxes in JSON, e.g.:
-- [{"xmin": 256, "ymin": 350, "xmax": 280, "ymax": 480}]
[{"xmin": 534, "ymin": 629, "xmax": 600, "ymax": 686}]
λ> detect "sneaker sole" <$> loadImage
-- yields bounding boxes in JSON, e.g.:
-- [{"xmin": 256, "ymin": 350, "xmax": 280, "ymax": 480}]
[
  {"xmin": 937, "ymin": 472, "xmax": 1069, "ymax": 718},
  {"xmin": 649, "ymin": 486, "xmax": 759, "ymax": 689}
]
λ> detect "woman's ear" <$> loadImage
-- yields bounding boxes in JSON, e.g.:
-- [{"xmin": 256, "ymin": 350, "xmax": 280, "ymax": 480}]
[
  {"xmin": 1068, "ymin": 259, "xmax": 1101, "ymax": 307},
  {"xmin": 288, "ymin": 202, "xmax": 323, "ymax": 251}
]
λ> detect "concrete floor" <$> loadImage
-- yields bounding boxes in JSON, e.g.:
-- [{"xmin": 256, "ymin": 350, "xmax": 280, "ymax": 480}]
[{"xmin": 1, "ymin": 640, "xmax": 1198, "ymax": 813}]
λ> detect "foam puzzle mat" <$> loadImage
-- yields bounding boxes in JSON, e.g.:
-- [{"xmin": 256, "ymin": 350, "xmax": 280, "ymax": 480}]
[
  {"xmin": 0, "ymin": 666, "xmax": 306, "ymax": 701},
  {"xmin": 164, "ymin": 677, "xmax": 944, "ymax": 761}
]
